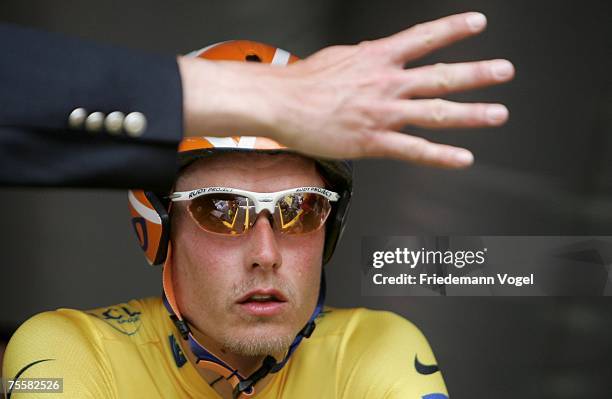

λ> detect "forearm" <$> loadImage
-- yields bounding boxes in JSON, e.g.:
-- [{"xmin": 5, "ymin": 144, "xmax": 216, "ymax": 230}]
[{"xmin": 178, "ymin": 56, "xmax": 289, "ymax": 142}]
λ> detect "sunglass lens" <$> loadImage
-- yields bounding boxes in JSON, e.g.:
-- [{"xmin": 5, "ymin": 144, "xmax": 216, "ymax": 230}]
[
  {"xmin": 188, "ymin": 194, "xmax": 252, "ymax": 235},
  {"xmin": 276, "ymin": 193, "xmax": 331, "ymax": 234}
]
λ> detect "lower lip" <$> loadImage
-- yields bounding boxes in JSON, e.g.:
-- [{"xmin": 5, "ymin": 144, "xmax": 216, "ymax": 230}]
[{"xmin": 238, "ymin": 301, "xmax": 287, "ymax": 317}]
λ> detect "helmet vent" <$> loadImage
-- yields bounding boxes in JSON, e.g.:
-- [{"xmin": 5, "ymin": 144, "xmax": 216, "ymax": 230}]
[{"xmin": 245, "ymin": 54, "xmax": 262, "ymax": 62}]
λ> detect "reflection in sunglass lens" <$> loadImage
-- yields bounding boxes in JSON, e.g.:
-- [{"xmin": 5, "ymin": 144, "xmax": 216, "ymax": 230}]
[
  {"xmin": 276, "ymin": 193, "xmax": 331, "ymax": 234},
  {"xmin": 188, "ymin": 194, "xmax": 251, "ymax": 235}
]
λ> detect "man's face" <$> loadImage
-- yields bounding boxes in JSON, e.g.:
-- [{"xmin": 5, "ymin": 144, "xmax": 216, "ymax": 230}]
[{"xmin": 171, "ymin": 153, "xmax": 325, "ymax": 357}]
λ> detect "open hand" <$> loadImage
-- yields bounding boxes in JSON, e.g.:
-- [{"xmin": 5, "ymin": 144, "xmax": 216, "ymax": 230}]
[
  {"xmin": 180, "ymin": 12, "xmax": 514, "ymax": 168},
  {"xmin": 269, "ymin": 12, "xmax": 514, "ymax": 168}
]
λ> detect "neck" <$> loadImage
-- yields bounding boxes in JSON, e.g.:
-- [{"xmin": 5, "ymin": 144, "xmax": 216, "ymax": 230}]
[{"xmin": 181, "ymin": 324, "xmax": 281, "ymax": 399}]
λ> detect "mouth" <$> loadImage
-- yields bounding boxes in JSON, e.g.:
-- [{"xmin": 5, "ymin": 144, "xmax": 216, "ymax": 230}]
[
  {"xmin": 237, "ymin": 289, "xmax": 287, "ymax": 304},
  {"xmin": 236, "ymin": 289, "xmax": 288, "ymax": 317}
]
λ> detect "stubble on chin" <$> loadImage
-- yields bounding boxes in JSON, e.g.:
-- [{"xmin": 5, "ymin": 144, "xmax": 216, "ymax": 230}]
[{"xmin": 219, "ymin": 328, "xmax": 295, "ymax": 357}]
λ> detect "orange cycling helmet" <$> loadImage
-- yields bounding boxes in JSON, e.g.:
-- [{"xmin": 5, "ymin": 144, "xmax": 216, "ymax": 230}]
[{"xmin": 128, "ymin": 41, "xmax": 352, "ymax": 267}]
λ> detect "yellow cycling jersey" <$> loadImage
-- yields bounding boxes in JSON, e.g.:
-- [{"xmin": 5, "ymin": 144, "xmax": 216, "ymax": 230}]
[{"xmin": 3, "ymin": 297, "xmax": 448, "ymax": 398}]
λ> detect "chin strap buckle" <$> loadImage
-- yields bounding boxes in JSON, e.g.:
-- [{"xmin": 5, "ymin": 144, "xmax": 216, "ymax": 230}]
[
  {"xmin": 170, "ymin": 315, "xmax": 191, "ymax": 340},
  {"xmin": 231, "ymin": 355, "xmax": 277, "ymax": 399}
]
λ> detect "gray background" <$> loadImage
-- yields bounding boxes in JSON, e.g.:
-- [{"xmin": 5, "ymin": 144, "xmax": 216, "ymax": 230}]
[{"xmin": 1, "ymin": 1, "xmax": 612, "ymax": 398}]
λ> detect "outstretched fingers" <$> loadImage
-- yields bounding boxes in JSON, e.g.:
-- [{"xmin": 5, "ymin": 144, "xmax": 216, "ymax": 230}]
[
  {"xmin": 379, "ymin": 12, "xmax": 488, "ymax": 65},
  {"xmin": 388, "ymin": 99, "xmax": 509, "ymax": 129},
  {"xmin": 403, "ymin": 59, "xmax": 515, "ymax": 97},
  {"xmin": 363, "ymin": 131, "xmax": 474, "ymax": 168}
]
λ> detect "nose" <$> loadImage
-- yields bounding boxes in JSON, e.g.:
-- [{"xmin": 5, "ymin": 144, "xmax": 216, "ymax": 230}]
[{"xmin": 246, "ymin": 211, "xmax": 282, "ymax": 271}]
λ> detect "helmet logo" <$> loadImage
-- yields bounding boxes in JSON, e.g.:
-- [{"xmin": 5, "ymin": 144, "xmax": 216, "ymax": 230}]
[{"xmin": 131, "ymin": 217, "xmax": 148, "ymax": 251}]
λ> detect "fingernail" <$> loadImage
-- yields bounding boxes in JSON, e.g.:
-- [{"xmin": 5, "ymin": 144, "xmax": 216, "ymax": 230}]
[
  {"xmin": 454, "ymin": 150, "xmax": 474, "ymax": 165},
  {"xmin": 491, "ymin": 60, "xmax": 514, "ymax": 80},
  {"xmin": 486, "ymin": 105, "xmax": 509, "ymax": 124},
  {"xmin": 466, "ymin": 13, "xmax": 487, "ymax": 31}
]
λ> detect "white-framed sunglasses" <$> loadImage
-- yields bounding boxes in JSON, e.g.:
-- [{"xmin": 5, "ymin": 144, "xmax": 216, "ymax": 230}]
[{"xmin": 168, "ymin": 187, "xmax": 340, "ymax": 235}]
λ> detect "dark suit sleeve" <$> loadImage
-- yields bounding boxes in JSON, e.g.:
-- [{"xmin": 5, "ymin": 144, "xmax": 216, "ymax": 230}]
[{"xmin": 0, "ymin": 23, "xmax": 183, "ymax": 192}]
